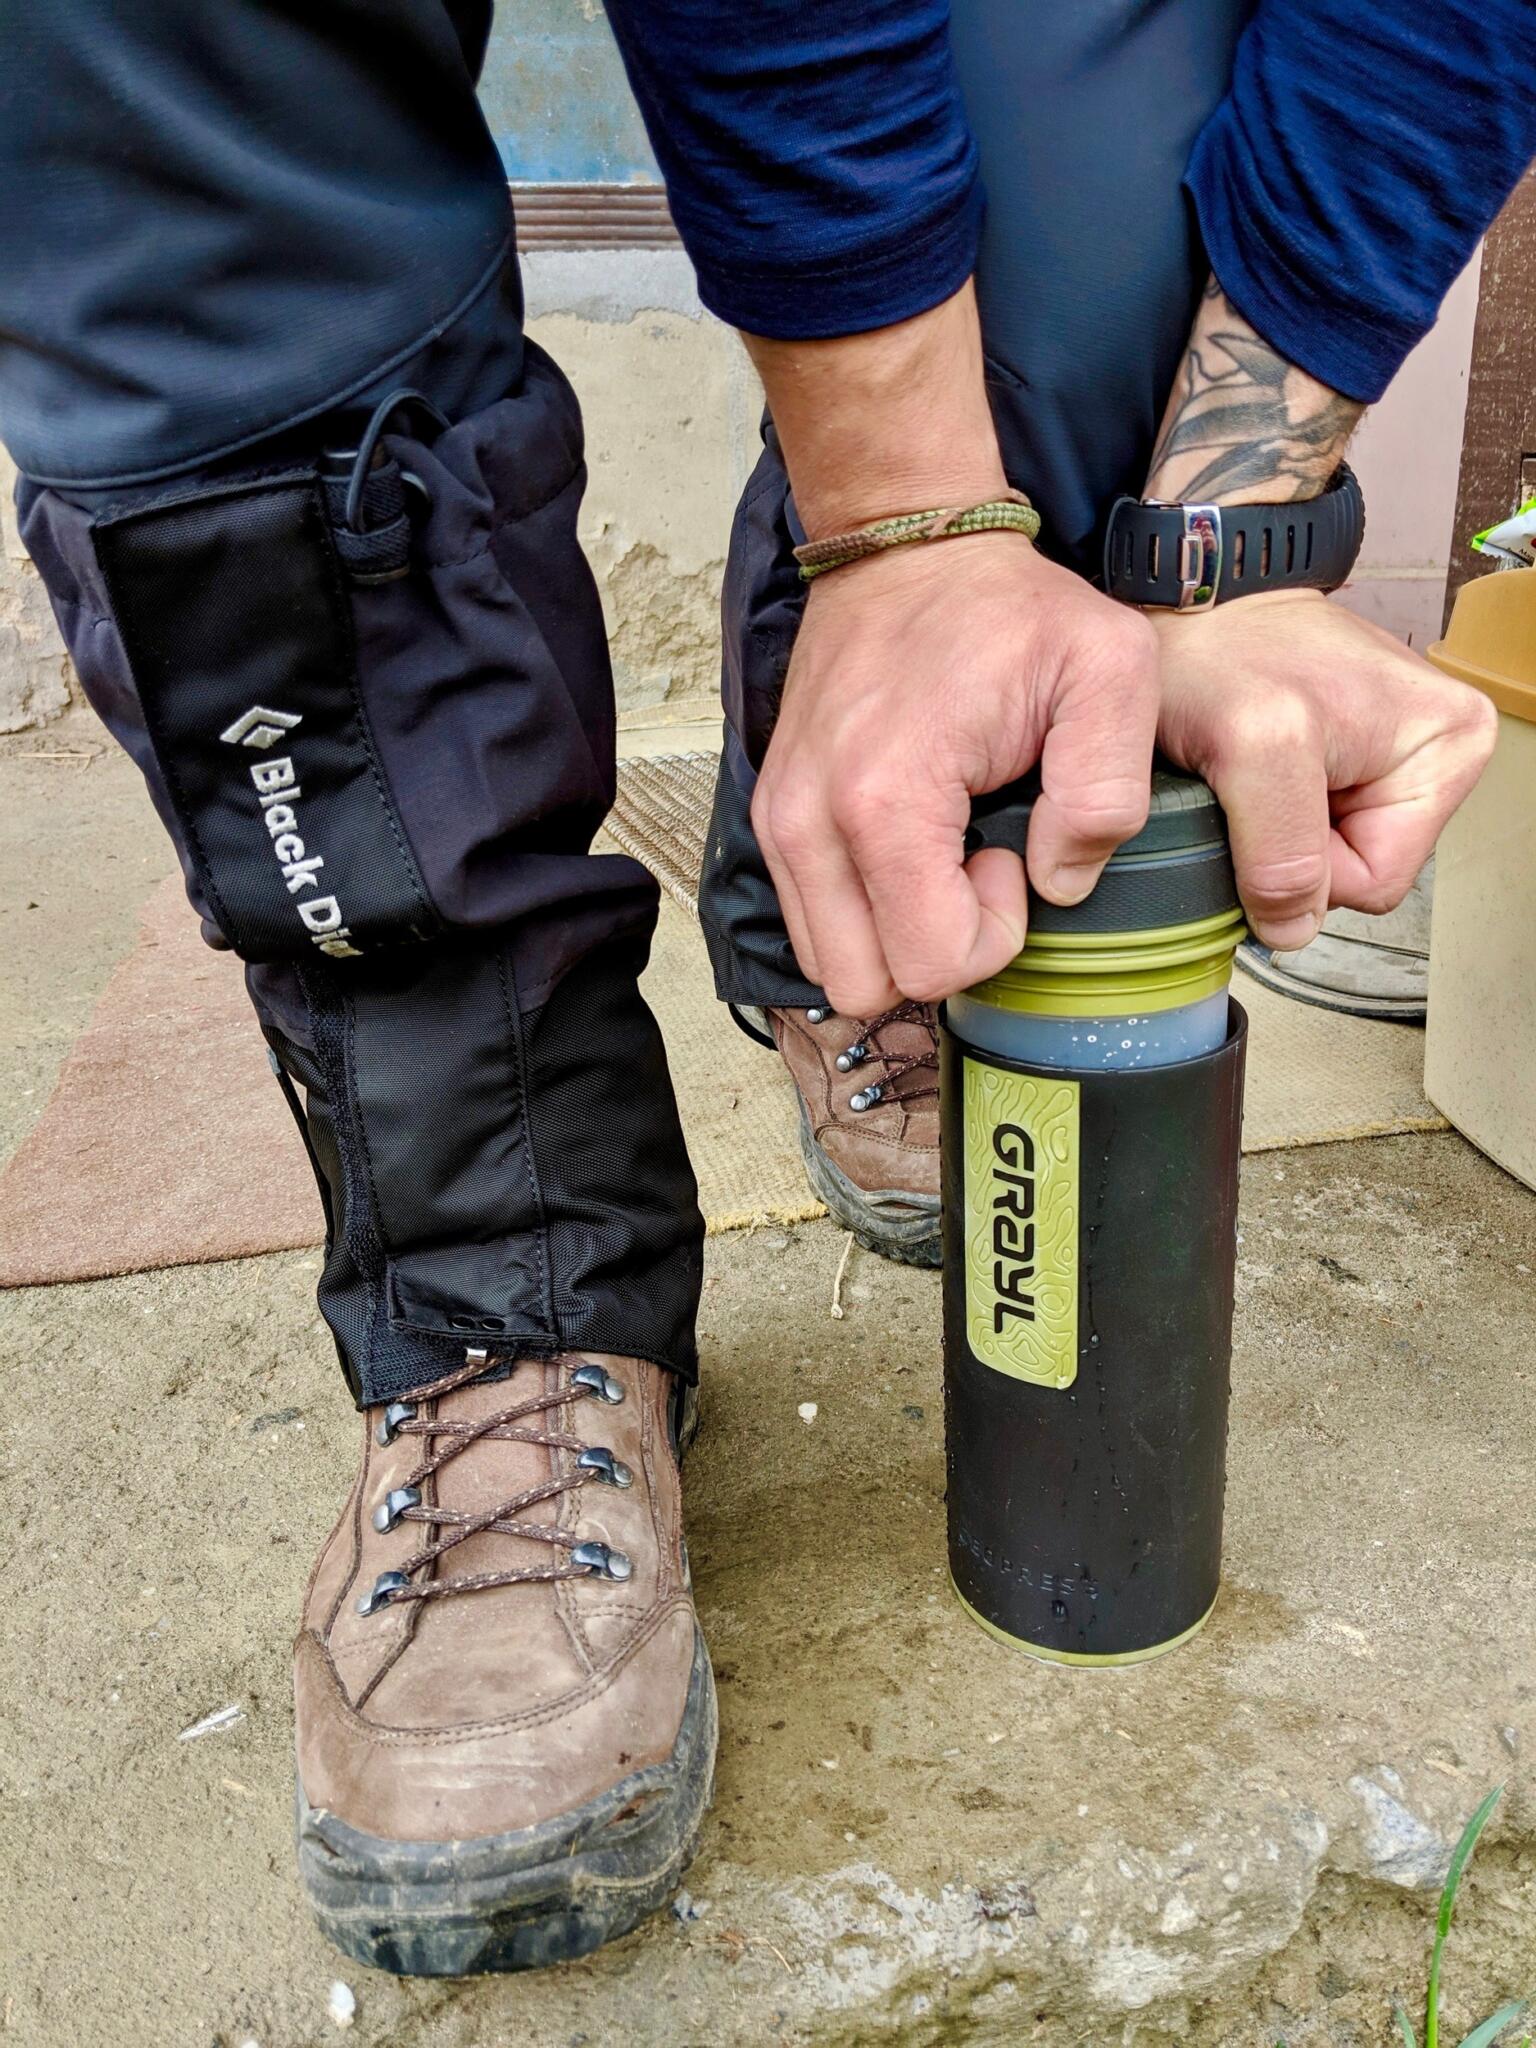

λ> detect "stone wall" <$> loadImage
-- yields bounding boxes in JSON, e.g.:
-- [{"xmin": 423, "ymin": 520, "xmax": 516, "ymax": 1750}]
[
  {"xmin": 0, "ymin": 248, "xmax": 759, "ymax": 733},
  {"xmin": 523, "ymin": 248, "xmax": 761, "ymax": 712},
  {"xmin": 0, "ymin": 447, "xmax": 72, "ymax": 733}
]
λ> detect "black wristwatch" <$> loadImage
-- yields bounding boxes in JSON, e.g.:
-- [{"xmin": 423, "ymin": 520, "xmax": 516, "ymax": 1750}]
[{"xmin": 1103, "ymin": 463, "xmax": 1364, "ymax": 611}]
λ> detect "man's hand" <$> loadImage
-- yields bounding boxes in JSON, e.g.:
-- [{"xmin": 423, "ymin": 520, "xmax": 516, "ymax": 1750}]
[
  {"xmin": 1153, "ymin": 589, "xmax": 1496, "ymax": 950},
  {"xmin": 1144, "ymin": 278, "xmax": 1497, "ymax": 948},
  {"xmin": 742, "ymin": 282, "xmax": 1157, "ymax": 1016},
  {"xmin": 752, "ymin": 534, "xmax": 1158, "ymax": 1015}
]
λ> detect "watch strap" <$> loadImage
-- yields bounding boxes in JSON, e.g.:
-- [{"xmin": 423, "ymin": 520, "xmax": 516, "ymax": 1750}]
[{"xmin": 1103, "ymin": 463, "xmax": 1363, "ymax": 610}]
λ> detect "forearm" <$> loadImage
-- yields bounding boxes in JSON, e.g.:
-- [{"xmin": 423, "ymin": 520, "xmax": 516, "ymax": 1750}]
[
  {"xmin": 741, "ymin": 282, "xmax": 1007, "ymax": 537},
  {"xmin": 1145, "ymin": 277, "xmax": 1362, "ymax": 508},
  {"xmin": 1183, "ymin": 0, "xmax": 1536, "ymax": 404}
]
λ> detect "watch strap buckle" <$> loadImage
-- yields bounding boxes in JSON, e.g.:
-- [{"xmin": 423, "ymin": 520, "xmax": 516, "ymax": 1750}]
[{"xmin": 1174, "ymin": 504, "xmax": 1222, "ymax": 611}]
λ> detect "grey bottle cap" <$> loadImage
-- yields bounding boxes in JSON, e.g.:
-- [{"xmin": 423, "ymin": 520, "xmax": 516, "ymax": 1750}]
[{"xmin": 966, "ymin": 765, "xmax": 1239, "ymax": 934}]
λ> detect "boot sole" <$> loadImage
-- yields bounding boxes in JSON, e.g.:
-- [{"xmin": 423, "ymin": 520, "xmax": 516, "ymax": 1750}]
[
  {"xmin": 295, "ymin": 1625, "xmax": 717, "ymax": 1976},
  {"xmin": 1235, "ymin": 937, "xmax": 1427, "ymax": 1023},
  {"xmin": 795, "ymin": 1098, "xmax": 941, "ymax": 1268}
]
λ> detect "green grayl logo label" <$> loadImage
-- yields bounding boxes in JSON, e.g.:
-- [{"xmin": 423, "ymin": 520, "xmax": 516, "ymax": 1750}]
[{"xmin": 963, "ymin": 1059, "xmax": 1079, "ymax": 1387}]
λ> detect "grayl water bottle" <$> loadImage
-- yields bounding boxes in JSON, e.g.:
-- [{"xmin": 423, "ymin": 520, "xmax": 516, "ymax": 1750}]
[{"xmin": 942, "ymin": 768, "xmax": 1248, "ymax": 1664}]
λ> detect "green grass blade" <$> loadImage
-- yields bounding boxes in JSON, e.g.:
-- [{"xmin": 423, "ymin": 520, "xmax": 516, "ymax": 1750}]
[
  {"xmin": 1396, "ymin": 2005, "xmax": 1420, "ymax": 2048},
  {"xmin": 1427, "ymin": 1787, "xmax": 1505, "ymax": 2048},
  {"xmin": 1438, "ymin": 1789, "xmax": 1506, "ymax": 1946},
  {"xmin": 1456, "ymin": 2000, "xmax": 1529, "ymax": 2048}
]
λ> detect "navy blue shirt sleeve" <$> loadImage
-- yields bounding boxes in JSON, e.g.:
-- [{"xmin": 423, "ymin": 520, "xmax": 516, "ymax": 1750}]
[
  {"xmin": 600, "ymin": 0, "xmax": 983, "ymax": 339},
  {"xmin": 605, "ymin": 0, "xmax": 1536, "ymax": 395},
  {"xmin": 1187, "ymin": 0, "xmax": 1536, "ymax": 402}
]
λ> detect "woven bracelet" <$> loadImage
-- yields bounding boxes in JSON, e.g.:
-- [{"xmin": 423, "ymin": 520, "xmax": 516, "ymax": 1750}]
[{"xmin": 792, "ymin": 490, "xmax": 1041, "ymax": 580}]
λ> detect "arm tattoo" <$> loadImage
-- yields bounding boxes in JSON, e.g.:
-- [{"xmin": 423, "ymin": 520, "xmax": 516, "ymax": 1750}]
[{"xmin": 1144, "ymin": 277, "xmax": 1363, "ymax": 505}]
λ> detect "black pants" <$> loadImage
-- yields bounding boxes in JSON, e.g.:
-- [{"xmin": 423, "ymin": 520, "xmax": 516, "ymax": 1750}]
[{"xmin": 0, "ymin": 0, "xmax": 1245, "ymax": 1399}]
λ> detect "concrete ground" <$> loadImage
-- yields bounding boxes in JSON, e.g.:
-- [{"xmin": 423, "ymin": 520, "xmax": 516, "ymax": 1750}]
[{"xmin": 4, "ymin": 736, "xmax": 1536, "ymax": 2048}]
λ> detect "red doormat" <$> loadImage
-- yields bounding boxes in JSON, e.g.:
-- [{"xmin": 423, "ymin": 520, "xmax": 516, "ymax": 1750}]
[{"xmin": 0, "ymin": 877, "xmax": 323, "ymax": 1288}]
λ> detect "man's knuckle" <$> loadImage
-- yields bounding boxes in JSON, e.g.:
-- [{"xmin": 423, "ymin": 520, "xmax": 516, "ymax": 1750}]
[
  {"xmin": 1055, "ymin": 774, "xmax": 1151, "ymax": 843},
  {"xmin": 1242, "ymin": 850, "xmax": 1330, "ymax": 910},
  {"xmin": 1214, "ymin": 692, "xmax": 1318, "ymax": 763},
  {"xmin": 830, "ymin": 768, "xmax": 891, "ymax": 830},
  {"xmin": 1113, "ymin": 609, "xmax": 1159, "ymax": 674},
  {"xmin": 896, "ymin": 968, "xmax": 950, "ymax": 1004},
  {"xmin": 1060, "ymin": 801, "xmax": 1148, "ymax": 848},
  {"xmin": 885, "ymin": 934, "xmax": 963, "ymax": 1003},
  {"xmin": 1344, "ymin": 872, "xmax": 1410, "ymax": 918},
  {"xmin": 835, "ymin": 797, "xmax": 910, "ymax": 863},
  {"xmin": 1458, "ymin": 685, "xmax": 1500, "ymax": 748},
  {"xmin": 763, "ymin": 791, "xmax": 818, "ymax": 859},
  {"xmin": 1071, "ymin": 619, "xmax": 1158, "ymax": 700},
  {"xmin": 1359, "ymin": 883, "xmax": 1402, "ymax": 917}
]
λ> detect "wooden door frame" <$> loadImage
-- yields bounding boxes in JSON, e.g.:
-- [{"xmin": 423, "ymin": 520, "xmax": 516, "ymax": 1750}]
[{"xmin": 1446, "ymin": 163, "xmax": 1536, "ymax": 625}]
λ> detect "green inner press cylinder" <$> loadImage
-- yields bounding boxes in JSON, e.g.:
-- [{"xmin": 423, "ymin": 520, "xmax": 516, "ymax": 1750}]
[
  {"xmin": 943, "ymin": 768, "xmax": 1249, "ymax": 1664},
  {"xmin": 967, "ymin": 905, "xmax": 1248, "ymax": 1018}
]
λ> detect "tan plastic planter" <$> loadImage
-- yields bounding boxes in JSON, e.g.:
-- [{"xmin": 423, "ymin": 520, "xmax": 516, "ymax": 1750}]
[{"xmin": 1425, "ymin": 569, "xmax": 1536, "ymax": 1190}]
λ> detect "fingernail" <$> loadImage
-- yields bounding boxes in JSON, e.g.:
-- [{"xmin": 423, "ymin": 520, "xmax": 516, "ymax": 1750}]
[{"xmin": 1045, "ymin": 863, "xmax": 1098, "ymax": 906}]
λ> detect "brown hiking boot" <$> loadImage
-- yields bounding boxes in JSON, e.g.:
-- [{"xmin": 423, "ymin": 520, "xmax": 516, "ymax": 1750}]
[
  {"xmin": 762, "ymin": 1000, "xmax": 941, "ymax": 1266},
  {"xmin": 294, "ymin": 1348, "xmax": 715, "ymax": 1976}
]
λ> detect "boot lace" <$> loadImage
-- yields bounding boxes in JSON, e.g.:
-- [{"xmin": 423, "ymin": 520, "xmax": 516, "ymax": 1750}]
[
  {"xmin": 357, "ymin": 1350, "xmax": 635, "ymax": 1616},
  {"xmin": 822, "ymin": 998, "xmax": 939, "ymax": 1113}
]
